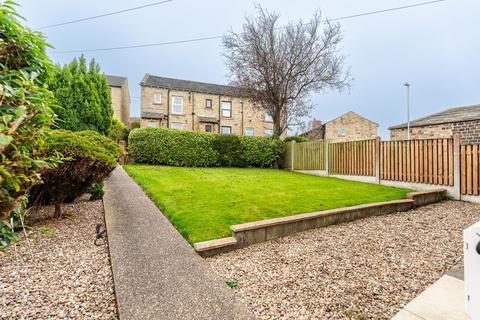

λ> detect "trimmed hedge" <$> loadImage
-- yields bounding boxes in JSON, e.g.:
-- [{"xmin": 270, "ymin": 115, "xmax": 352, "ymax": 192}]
[
  {"xmin": 284, "ymin": 135, "xmax": 308, "ymax": 143},
  {"xmin": 29, "ymin": 130, "xmax": 121, "ymax": 215},
  {"xmin": 128, "ymin": 128, "xmax": 284, "ymax": 168}
]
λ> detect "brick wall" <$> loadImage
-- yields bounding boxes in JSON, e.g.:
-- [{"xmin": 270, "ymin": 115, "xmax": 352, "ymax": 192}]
[
  {"xmin": 390, "ymin": 120, "xmax": 480, "ymax": 144},
  {"xmin": 140, "ymin": 86, "xmax": 273, "ymax": 136},
  {"xmin": 324, "ymin": 111, "xmax": 378, "ymax": 142}
]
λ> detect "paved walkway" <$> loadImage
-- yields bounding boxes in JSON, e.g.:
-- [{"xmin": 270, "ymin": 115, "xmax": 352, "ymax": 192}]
[
  {"xmin": 392, "ymin": 264, "xmax": 469, "ymax": 320},
  {"xmin": 103, "ymin": 166, "xmax": 253, "ymax": 320}
]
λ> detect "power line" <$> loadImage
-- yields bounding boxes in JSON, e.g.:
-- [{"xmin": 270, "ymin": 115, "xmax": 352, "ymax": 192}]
[
  {"xmin": 36, "ymin": 0, "xmax": 173, "ymax": 30},
  {"xmin": 330, "ymin": 0, "xmax": 445, "ymax": 21},
  {"xmin": 50, "ymin": 0, "xmax": 446, "ymax": 54}
]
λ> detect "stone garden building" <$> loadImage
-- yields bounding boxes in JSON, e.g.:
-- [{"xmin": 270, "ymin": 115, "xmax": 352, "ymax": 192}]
[
  {"xmin": 389, "ymin": 104, "xmax": 480, "ymax": 144},
  {"xmin": 300, "ymin": 111, "xmax": 378, "ymax": 143},
  {"xmin": 139, "ymin": 74, "xmax": 274, "ymax": 137}
]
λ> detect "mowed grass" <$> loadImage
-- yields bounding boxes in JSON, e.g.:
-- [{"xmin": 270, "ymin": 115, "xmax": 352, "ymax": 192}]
[{"xmin": 123, "ymin": 164, "xmax": 412, "ymax": 243}]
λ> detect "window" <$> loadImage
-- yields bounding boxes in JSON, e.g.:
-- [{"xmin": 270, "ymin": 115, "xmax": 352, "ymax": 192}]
[
  {"xmin": 264, "ymin": 114, "xmax": 273, "ymax": 122},
  {"xmin": 205, "ymin": 99, "xmax": 212, "ymax": 108},
  {"xmin": 153, "ymin": 93, "xmax": 162, "ymax": 104},
  {"xmin": 171, "ymin": 96, "xmax": 184, "ymax": 114},
  {"xmin": 245, "ymin": 128, "xmax": 254, "ymax": 136},
  {"xmin": 221, "ymin": 101, "xmax": 232, "ymax": 117},
  {"xmin": 337, "ymin": 128, "xmax": 345, "ymax": 137},
  {"xmin": 221, "ymin": 126, "xmax": 232, "ymax": 134},
  {"xmin": 205, "ymin": 124, "xmax": 213, "ymax": 132},
  {"xmin": 264, "ymin": 129, "xmax": 273, "ymax": 137},
  {"xmin": 170, "ymin": 122, "xmax": 184, "ymax": 130},
  {"xmin": 147, "ymin": 121, "xmax": 157, "ymax": 128}
]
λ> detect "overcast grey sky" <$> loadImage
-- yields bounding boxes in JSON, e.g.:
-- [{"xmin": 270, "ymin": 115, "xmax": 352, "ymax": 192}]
[{"xmin": 17, "ymin": 0, "xmax": 479, "ymax": 138}]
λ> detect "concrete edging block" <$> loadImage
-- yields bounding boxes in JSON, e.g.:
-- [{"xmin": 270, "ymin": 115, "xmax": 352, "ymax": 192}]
[{"xmin": 194, "ymin": 190, "xmax": 446, "ymax": 257}]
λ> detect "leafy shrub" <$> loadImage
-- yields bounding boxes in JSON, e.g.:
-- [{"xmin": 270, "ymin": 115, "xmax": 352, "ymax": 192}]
[
  {"xmin": 128, "ymin": 128, "xmax": 284, "ymax": 168},
  {"xmin": 0, "ymin": 1, "xmax": 57, "ymax": 245},
  {"xmin": 128, "ymin": 128, "xmax": 218, "ymax": 167},
  {"xmin": 284, "ymin": 135, "xmax": 308, "ymax": 142},
  {"xmin": 47, "ymin": 55, "xmax": 113, "ymax": 135},
  {"xmin": 29, "ymin": 130, "xmax": 121, "ymax": 216},
  {"xmin": 88, "ymin": 181, "xmax": 104, "ymax": 200},
  {"xmin": 239, "ymin": 135, "xmax": 284, "ymax": 167},
  {"xmin": 108, "ymin": 119, "xmax": 129, "ymax": 143},
  {"xmin": 211, "ymin": 135, "xmax": 245, "ymax": 167}
]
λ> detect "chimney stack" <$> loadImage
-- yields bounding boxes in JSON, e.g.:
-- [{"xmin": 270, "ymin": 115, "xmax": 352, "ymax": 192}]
[{"xmin": 311, "ymin": 118, "xmax": 322, "ymax": 129}]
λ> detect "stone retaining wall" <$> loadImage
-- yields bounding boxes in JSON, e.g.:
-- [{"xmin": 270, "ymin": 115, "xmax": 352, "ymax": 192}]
[{"xmin": 194, "ymin": 189, "xmax": 446, "ymax": 257}]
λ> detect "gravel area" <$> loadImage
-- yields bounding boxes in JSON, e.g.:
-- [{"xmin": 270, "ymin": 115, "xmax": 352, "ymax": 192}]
[
  {"xmin": 208, "ymin": 200, "xmax": 480, "ymax": 320},
  {"xmin": 0, "ymin": 197, "xmax": 117, "ymax": 319}
]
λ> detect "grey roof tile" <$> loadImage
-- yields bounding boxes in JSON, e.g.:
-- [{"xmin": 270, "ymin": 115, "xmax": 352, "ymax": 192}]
[
  {"xmin": 106, "ymin": 75, "xmax": 127, "ymax": 87},
  {"xmin": 389, "ymin": 104, "xmax": 480, "ymax": 129},
  {"xmin": 140, "ymin": 74, "xmax": 243, "ymax": 96}
]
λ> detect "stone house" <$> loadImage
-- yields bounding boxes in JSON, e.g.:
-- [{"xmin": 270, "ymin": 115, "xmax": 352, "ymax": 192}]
[
  {"xmin": 139, "ymin": 74, "xmax": 274, "ymax": 137},
  {"xmin": 107, "ymin": 75, "xmax": 130, "ymax": 125},
  {"xmin": 300, "ymin": 111, "xmax": 378, "ymax": 142},
  {"xmin": 389, "ymin": 104, "xmax": 480, "ymax": 144}
]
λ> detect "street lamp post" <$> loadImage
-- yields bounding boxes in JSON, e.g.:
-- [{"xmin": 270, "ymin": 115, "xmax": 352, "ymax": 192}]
[{"xmin": 404, "ymin": 82, "xmax": 410, "ymax": 140}]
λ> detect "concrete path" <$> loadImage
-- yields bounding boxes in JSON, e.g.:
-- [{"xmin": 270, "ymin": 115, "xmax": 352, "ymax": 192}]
[
  {"xmin": 103, "ymin": 166, "xmax": 253, "ymax": 320},
  {"xmin": 392, "ymin": 265, "xmax": 469, "ymax": 320}
]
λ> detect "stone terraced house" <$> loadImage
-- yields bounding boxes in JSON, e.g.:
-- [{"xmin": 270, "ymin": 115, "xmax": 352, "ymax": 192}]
[
  {"xmin": 389, "ymin": 104, "xmax": 480, "ymax": 144},
  {"xmin": 107, "ymin": 75, "xmax": 130, "ymax": 125},
  {"xmin": 139, "ymin": 74, "xmax": 274, "ymax": 137},
  {"xmin": 301, "ymin": 111, "xmax": 378, "ymax": 143}
]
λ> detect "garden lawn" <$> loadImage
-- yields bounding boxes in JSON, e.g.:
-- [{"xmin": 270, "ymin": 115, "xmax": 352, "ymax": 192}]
[{"xmin": 124, "ymin": 165, "xmax": 412, "ymax": 243}]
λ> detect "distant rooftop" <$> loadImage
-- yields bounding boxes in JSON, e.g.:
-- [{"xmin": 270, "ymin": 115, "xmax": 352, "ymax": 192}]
[
  {"xmin": 140, "ymin": 74, "xmax": 241, "ymax": 96},
  {"xmin": 106, "ymin": 75, "xmax": 127, "ymax": 87},
  {"xmin": 389, "ymin": 104, "xmax": 480, "ymax": 130}
]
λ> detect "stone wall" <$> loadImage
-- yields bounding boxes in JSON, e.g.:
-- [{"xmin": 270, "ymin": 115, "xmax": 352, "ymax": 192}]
[
  {"xmin": 110, "ymin": 83, "xmax": 130, "ymax": 125},
  {"xmin": 324, "ymin": 111, "xmax": 378, "ymax": 142},
  {"xmin": 140, "ymin": 85, "xmax": 273, "ymax": 136},
  {"xmin": 390, "ymin": 119, "xmax": 480, "ymax": 144}
]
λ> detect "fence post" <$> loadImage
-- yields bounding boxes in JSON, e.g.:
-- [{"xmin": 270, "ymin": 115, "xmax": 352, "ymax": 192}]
[
  {"xmin": 375, "ymin": 137, "xmax": 381, "ymax": 183},
  {"xmin": 453, "ymin": 133, "xmax": 461, "ymax": 200},
  {"xmin": 325, "ymin": 140, "xmax": 329, "ymax": 175},
  {"xmin": 291, "ymin": 140, "xmax": 295, "ymax": 171}
]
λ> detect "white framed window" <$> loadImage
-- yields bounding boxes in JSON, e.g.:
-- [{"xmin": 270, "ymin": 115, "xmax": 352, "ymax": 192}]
[
  {"xmin": 221, "ymin": 126, "xmax": 232, "ymax": 135},
  {"xmin": 337, "ymin": 128, "xmax": 345, "ymax": 137},
  {"xmin": 205, "ymin": 124, "xmax": 213, "ymax": 133},
  {"xmin": 264, "ymin": 129, "xmax": 273, "ymax": 137},
  {"xmin": 205, "ymin": 99, "xmax": 212, "ymax": 108},
  {"xmin": 170, "ymin": 122, "xmax": 184, "ymax": 130},
  {"xmin": 221, "ymin": 101, "xmax": 232, "ymax": 118},
  {"xmin": 153, "ymin": 93, "xmax": 162, "ymax": 104},
  {"xmin": 264, "ymin": 114, "xmax": 273, "ymax": 122},
  {"xmin": 245, "ymin": 127, "xmax": 254, "ymax": 136},
  {"xmin": 147, "ymin": 121, "xmax": 157, "ymax": 128},
  {"xmin": 171, "ymin": 96, "xmax": 184, "ymax": 114}
]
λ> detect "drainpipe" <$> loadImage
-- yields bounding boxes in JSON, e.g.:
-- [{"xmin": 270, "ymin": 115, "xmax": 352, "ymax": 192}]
[
  {"xmin": 167, "ymin": 87, "xmax": 171, "ymax": 128},
  {"xmin": 191, "ymin": 92, "xmax": 195, "ymax": 130},
  {"xmin": 218, "ymin": 94, "xmax": 221, "ymax": 133},
  {"xmin": 241, "ymin": 98, "xmax": 244, "ymax": 136}
]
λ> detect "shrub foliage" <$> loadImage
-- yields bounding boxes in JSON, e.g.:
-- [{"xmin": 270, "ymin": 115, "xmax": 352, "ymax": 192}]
[
  {"xmin": 128, "ymin": 128, "xmax": 284, "ymax": 168},
  {"xmin": 0, "ymin": 1, "xmax": 56, "ymax": 224},
  {"xmin": 29, "ymin": 130, "xmax": 121, "ymax": 216},
  {"xmin": 47, "ymin": 55, "xmax": 113, "ymax": 135},
  {"xmin": 284, "ymin": 135, "xmax": 308, "ymax": 143}
]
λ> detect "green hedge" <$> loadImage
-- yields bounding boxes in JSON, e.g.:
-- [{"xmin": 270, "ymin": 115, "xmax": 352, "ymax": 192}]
[
  {"xmin": 128, "ymin": 128, "xmax": 284, "ymax": 168},
  {"xmin": 29, "ymin": 130, "xmax": 121, "ymax": 215}
]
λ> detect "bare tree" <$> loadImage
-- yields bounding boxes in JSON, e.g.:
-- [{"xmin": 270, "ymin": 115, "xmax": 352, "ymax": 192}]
[{"xmin": 223, "ymin": 5, "xmax": 351, "ymax": 138}]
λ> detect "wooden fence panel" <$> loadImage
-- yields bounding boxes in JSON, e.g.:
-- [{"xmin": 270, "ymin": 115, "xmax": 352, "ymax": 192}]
[
  {"xmin": 380, "ymin": 138, "xmax": 453, "ymax": 186},
  {"xmin": 328, "ymin": 139, "xmax": 376, "ymax": 176},
  {"xmin": 460, "ymin": 144, "xmax": 480, "ymax": 195},
  {"xmin": 287, "ymin": 140, "xmax": 326, "ymax": 171}
]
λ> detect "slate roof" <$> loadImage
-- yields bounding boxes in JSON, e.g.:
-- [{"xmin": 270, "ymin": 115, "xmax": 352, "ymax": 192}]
[
  {"xmin": 198, "ymin": 116, "xmax": 219, "ymax": 123},
  {"xmin": 389, "ymin": 104, "xmax": 480, "ymax": 129},
  {"xmin": 106, "ymin": 75, "xmax": 127, "ymax": 87},
  {"xmin": 140, "ymin": 74, "xmax": 241, "ymax": 96},
  {"xmin": 141, "ymin": 109, "xmax": 164, "ymax": 119}
]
